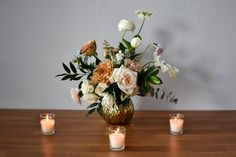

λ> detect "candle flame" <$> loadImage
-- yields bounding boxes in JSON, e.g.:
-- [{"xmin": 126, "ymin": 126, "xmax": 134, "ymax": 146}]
[
  {"xmin": 46, "ymin": 114, "xmax": 49, "ymax": 121},
  {"xmin": 115, "ymin": 128, "xmax": 120, "ymax": 134}
]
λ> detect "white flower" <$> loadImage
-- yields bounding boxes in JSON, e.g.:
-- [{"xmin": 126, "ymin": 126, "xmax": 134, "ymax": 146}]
[
  {"xmin": 70, "ymin": 87, "xmax": 81, "ymax": 104},
  {"xmin": 166, "ymin": 64, "xmax": 180, "ymax": 78},
  {"xmin": 109, "ymin": 66, "xmax": 137, "ymax": 95},
  {"xmin": 153, "ymin": 55, "xmax": 179, "ymax": 78},
  {"xmin": 118, "ymin": 19, "xmax": 135, "ymax": 32},
  {"xmin": 95, "ymin": 83, "xmax": 108, "ymax": 97},
  {"xmin": 115, "ymin": 50, "xmax": 124, "ymax": 64},
  {"xmin": 153, "ymin": 55, "xmax": 169, "ymax": 73},
  {"xmin": 81, "ymin": 80, "xmax": 94, "ymax": 94},
  {"xmin": 101, "ymin": 94, "xmax": 116, "ymax": 108},
  {"xmin": 131, "ymin": 37, "xmax": 142, "ymax": 48},
  {"xmin": 135, "ymin": 10, "xmax": 153, "ymax": 19},
  {"xmin": 153, "ymin": 43, "xmax": 164, "ymax": 56},
  {"xmin": 82, "ymin": 93, "xmax": 99, "ymax": 104},
  {"xmin": 101, "ymin": 94, "xmax": 119, "ymax": 115}
]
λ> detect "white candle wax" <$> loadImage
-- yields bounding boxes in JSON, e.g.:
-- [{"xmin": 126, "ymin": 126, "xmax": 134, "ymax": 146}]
[
  {"xmin": 40, "ymin": 115, "xmax": 55, "ymax": 133},
  {"xmin": 170, "ymin": 118, "xmax": 184, "ymax": 132},
  {"xmin": 109, "ymin": 132, "xmax": 125, "ymax": 149}
]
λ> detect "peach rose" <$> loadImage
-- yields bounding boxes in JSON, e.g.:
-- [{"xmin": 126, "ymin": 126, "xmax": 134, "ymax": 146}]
[
  {"xmin": 70, "ymin": 87, "xmax": 81, "ymax": 104},
  {"xmin": 80, "ymin": 40, "xmax": 97, "ymax": 56},
  {"xmin": 91, "ymin": 61, "xmax": 113, "ymax": 85}
]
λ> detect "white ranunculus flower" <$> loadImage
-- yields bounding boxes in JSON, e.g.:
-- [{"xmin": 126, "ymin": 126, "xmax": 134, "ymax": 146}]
[
  {"xmin": 109, "ymin": 66, "xmax": 137, "ymax": 95},
  {"xmin": 101, "ymin": 94, "xmax": 116, "ymax": 108},
  {"xmin": 81, "ymin": 80, "xmax": 94, "ymax": 94},
  {"xmin": 82, "ymin": 93, "xmax": 99, "ymax": 104},
  {"xmin": 118, "ymin": 19, "xmax": 135, "ymax": 32},
  {"xmin": 70, "ymin": 87, "xmax": 81, "ymax": 104},
  {"xmin": 95, "ymin": 83, "xmax": 108, "ymax": 97},
  {"xmin": 131, "ymin": 37, "xmax": 142, "ymax": 48}
]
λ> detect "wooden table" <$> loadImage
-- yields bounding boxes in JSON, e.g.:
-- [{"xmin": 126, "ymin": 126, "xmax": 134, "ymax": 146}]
[{"xmin": 0, "ymin": 110, "xmax": 236, "ymax": 157}]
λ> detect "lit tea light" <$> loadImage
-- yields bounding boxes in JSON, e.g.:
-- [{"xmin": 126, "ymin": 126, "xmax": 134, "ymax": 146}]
[
  {"xmin": 169, "ymin": 113, "xmax": 184, "ymax": 135},
  {"xmin": 108, "ymin": 126, "xmax": 126, "ymax": 151},
  {"xmin": 40, "ymin": 113, "xmax": 55, "ymax": 135}
]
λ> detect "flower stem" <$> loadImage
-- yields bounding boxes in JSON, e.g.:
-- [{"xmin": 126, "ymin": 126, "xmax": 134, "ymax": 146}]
[
  {"xmin": 138, "ymin": 43, "xmax": 153, "ymax": 61},
  {"xmin": 137, "ymin": 17, "xmax": 146, "ymax": 35},
  {"xmin": 142, "ymin": 60, "xmax": 155, "ymax": 68},
  {"xmin": 121, "ymin": 31, "xmax": 126, "ymax": 40}
]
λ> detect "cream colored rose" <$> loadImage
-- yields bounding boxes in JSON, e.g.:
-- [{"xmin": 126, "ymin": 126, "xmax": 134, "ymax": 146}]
[
  {"xmin": 70, "ymin": 87, "xmax": 81, "ymax": 104},
  {"xmin": 118, "ymin": 19, "xmax": 135, "ymax": 32},
  {"xmin": 131, "ymin": 37, "xmax": 142, "ymax": 48},
  {"xmin": 82, "ymin": 93, "xmax": 99, "ymax": 104},
  {"xmin": 109, "ymin": 66, "xmax": 137, "ymax": 95},
  {"xmin": 95, "ymin": 83, "xmax": 108, "ymax": 97},
  {"xmin": 81, "ymin": 80, "xmax": 94, "ymax": 94}
]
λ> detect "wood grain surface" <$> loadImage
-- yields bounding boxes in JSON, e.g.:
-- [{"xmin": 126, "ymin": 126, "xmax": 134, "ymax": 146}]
[{"xmin": 0, "ymin": 109, "xmax": 236, "ymax": 157}]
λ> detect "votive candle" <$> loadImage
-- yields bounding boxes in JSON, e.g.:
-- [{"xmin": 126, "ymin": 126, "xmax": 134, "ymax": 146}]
[{"xmin": 40, "ymin": 113, "xmax": 55, "ymax": 135}]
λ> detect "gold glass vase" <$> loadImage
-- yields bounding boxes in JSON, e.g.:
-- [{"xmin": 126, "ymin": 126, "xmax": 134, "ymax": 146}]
[{"xmin": 100, "ymin": 99, "xmax": 134, "ymax": 125}]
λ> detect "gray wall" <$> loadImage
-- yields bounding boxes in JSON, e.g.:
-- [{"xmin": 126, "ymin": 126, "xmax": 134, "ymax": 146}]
[{"xmin": 0, "ymin": 0, "xmax": 236, "ymax": 110}]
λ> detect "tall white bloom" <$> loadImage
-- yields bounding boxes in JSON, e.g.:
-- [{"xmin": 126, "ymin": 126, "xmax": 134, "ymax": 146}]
[
  {"xmin": 131, "ymin": 37, "xmax": 142, "ymax": 48},
  {"xmin": 82, "ymin": 94, "xmax": 99, "ymax": 104},
  {"xmin": 95, "ymin": 83, "xmax": 108, "ymax": 97},
  {"xmin": 135, "ymin": 10, "xmax": 153, "ymax": 19},
  {"xmin": 109, "ymin": 66, "xmax": 137, "ymax": 95},
  {"xmin": 70, "ymin": 87, "xmax": 81, "ymax": 104},
  {"xmin": 118, "ymin": 19, "xmax": 135, "ymax": 32},
  {"xmin": 81, "ymin": 80, "xmax": 94, "ymax": 94}
]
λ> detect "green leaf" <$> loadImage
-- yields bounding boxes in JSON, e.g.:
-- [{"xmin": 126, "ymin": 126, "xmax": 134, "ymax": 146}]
[
  {"xmin": 86, "ymin": 108, "xmax": 96, "ymax": 117},
  {"xmin": 78, "ymin": 81, "xmax": 83, "ymax": 89},
  {"xmin": 145, "ymin": 67, "xmax": 155, "ymax": 77},
  {"xmin": 73, "ymin": 75, "xmax": 83, "ymax": 81},
  {"xmin": 96, "ymin": 104, "xmax": 103, "ymax": 116},
  {"xmin": 122, "ymin": 38, "xmax": 131, "ymax": 50},
  {"xmin": 61, "ymin": 75, "xmax": 71, "ymax": 80},
  {"xmin": 161, "ymin": 90, "xmax": 165, "ymax": 100},
  {"xmin": 149, "ymin": 76, "xmax": 162, "ymax": 85},
  {"xmin": 55, "ymin": 73, "xmax": 66, "ymax": 77},
  {"xmin": 87, "ymin": 103, "xmax": 98, "ymax": 109},
  {"xmin": 155, "ymin": 88, "xmax": 160, "ymax": 99},
  {"xmin": 62, "ymin": 63, "xmax": 71, "ymax": 73},
  {"xmin": 103, "ymin": 83, "xmax": 118, "ymax": 94},
  {"xmin": 79, "ymin": 67, "xmax": 87, "ymax": 73},
  {"xmin": 119, "ymin": 42, "xmax": 126, "ymax": 52},
  {"xmin": 70, "ymin": 62, "xmax": 77, "ymax": 73},
  {"xmin": 80, "ymin": 59, "xmax": 95, "ymax": 71}
]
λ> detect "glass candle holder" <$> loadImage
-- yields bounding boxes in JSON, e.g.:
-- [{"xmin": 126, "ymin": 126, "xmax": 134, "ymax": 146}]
[
  {"xmin": 108, "ymin": 126, "xmax": 126, "ymax": 151},
  {"xmin": 40, "ymin": 113, "xmax": 55, "ymax": 135},
  {"xmin": 169, "ymin": 113, "xmax": 184, "ymax": 135}
]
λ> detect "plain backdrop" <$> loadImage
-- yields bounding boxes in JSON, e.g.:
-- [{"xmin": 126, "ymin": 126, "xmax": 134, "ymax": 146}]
[{"xmin": 0, "ymin": 0, "xmax": 236, "ymax": 110}]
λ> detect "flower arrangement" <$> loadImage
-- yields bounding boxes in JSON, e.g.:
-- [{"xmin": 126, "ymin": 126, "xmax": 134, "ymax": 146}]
[{"xmin": 56, "ymin": 10, "xmax": 179, "ymax": 117}]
